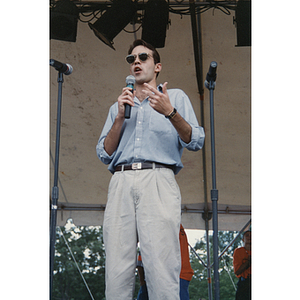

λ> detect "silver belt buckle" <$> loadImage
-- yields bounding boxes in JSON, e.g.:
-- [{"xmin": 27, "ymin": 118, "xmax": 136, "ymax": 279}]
[{"xmin": 132, "ymin": 162, "xmax": 142, "ymax": 170}]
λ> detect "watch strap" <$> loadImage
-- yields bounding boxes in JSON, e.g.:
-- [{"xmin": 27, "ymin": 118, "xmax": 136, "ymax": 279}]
[{"xmin": 165, "ymin": 108, "xmax": 177, "ymax": 119}]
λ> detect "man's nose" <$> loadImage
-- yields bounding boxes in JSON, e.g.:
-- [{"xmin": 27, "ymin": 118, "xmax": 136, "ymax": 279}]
[{"xmin": 134, "ymin": 58, "xmax": 141, "ymax": 64}]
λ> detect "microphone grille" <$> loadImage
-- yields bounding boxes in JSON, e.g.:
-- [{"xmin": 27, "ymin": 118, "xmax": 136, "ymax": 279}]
[
  {"xmin": 210, "ymin": 61, "xmax": 217, "ymax": 68},
  {"xmin": 126, "ymin": 75, "xmax": 135, "ymax": 85},
  {"xmin": 65, "ymin": 64, "xmax": 73, "ymax": 75}
]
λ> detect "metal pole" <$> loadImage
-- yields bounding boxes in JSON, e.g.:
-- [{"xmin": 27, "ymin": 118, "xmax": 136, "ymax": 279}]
[
  {"xmin": 189, "ymin": 0, "xmax": 204, "ymax": 96},
  {"xmin": 209, "ymin": 83, "xmax": 220, "ymax": 300},
  {"xmin": 205, "ymin": 218, "xmax": 213, "ymax": 300},
  {"xmin": 190, "ymin": 4, "xmax": 212, "ymax": 298},
  {"xmin": 217, "ymin": 219, "xmax": 251, "ymax": 261},
  {"xmin": 205, "ymin": 62, "xmax": 220, "ymax": 300},
  {"xmin": 189, "ymin": 243, "xmax": 207, "ymax": 268},
  {"xmin": 49, "ymin": 71, "xmax": 64, "ymax": 299}
]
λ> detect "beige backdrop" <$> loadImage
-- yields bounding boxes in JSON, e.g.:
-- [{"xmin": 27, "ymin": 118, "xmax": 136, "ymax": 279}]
[{"xmin": 50, "ymin": 6, "xmax": 251, "ymax": 230}]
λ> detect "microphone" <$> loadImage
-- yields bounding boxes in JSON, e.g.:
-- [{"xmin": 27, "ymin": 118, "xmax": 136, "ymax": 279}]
[
  {"xmin": 124, "ymin": 75, "xmax": 135, "ymax": 119},
  {"xmin": 205, "ymin": 61, "xmax": 217, "ymax": 86},
  {"xmin": 50, "ymin": 59, "xmax": 73, "ymax": 75}
]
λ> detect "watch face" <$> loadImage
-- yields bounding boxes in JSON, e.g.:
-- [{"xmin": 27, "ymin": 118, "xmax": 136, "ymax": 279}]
[{"xmin": 170, "ymin": 108, "xmax": 177, "ymax": 118}]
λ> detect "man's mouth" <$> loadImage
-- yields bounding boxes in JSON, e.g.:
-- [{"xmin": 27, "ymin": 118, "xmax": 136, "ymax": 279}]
[{"xmin": 134, "ymin": 66, "xmax": 142, "ymax": 74}]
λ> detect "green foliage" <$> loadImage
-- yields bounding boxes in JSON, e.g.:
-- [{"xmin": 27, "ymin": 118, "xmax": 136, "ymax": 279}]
[
  {"xmin": 188, "ymin": 231, "xmax": 243, "ymax": 300},
  {"xmin": 53, "ymin": 219, "xmax": 141, "ymax": 300},
  {"xmin": 53, "ymin": 221, "xmax": 243, "ymax": 300},
  {"xmin": 53, "ymin": 219, "xmax": 106, "ymax": 300}
]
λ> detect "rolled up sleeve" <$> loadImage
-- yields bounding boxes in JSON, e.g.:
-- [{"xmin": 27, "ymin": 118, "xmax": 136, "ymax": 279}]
[
  {"xmin": 96, "ymin": 137, "xmax": 115, "ymax": 165},
  {"xmin": 175, "ymin": 90, "xmax": 205, "ymax": 151},
  {"xmin": 96, "ymin": 104, "xmax": 118, "ymax": 165},
  {"xmin": 179, "ymin": 124, "xmax": 205, "ymax": 151}
]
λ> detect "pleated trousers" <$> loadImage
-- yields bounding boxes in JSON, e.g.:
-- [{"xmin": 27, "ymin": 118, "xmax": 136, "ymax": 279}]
[{"xmin": 103, "ymin": 168, "xmax": 181, "ymax": 300}]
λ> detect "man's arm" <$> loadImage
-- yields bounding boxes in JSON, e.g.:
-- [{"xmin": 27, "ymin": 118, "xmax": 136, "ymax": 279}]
[
  {"xmin": 103, "ymin": 87, "xmax": 134, "ymax": 156},
  {"xmin": 103, "ymin": 115, "xmax": 124, "ymax": 156},
  {"xmin": 168, "ymin": 110, "xmax": 192, "ymax": 144},
  {"xmin": 143, "ymin": 82, "xmax": 192, "ymax": 144}
]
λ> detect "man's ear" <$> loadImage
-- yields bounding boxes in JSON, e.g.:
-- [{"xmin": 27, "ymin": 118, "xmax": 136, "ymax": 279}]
[{"xmin": 155, "ymin": 63, "xmax": 162, "ymax": 74}]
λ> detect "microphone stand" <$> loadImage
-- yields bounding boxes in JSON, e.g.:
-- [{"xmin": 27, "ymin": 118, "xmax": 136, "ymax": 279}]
[
  {"xmin": 205, "ymin": 62, "xmax": 220, "ymax": 300},
  {"xmin": 49, "ymin": 70, "xmax": 64, "ymax": 299}
]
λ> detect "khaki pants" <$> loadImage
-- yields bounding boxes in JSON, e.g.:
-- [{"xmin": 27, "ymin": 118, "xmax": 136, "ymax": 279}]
[{"xmin": 103, "ymin": 168, "xmax": 181, "ymax": 300}]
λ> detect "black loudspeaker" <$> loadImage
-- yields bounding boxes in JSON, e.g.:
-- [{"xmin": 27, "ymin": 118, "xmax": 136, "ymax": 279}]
[
  {"xmin": 88, "ymin": 0, "xmax": 137, "ymax": 50},
  {"xmin": 235, "ymin": 0, "xmax": 251, "ymax": 47},
  {"xmin": 50, "ymin": 0, "xmax": 79, "ymax": 42},
  {"xmin": 142, "ymin": 0, "xmax": 169, "ymax": 48}
]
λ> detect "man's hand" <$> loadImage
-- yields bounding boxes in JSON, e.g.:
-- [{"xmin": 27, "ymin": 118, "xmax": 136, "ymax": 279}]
[
  {"xmin": 117, "ymin": 87, "xmax": 135, "ymax": 118},
  {"xmin": 143, "ymin": 82, "xmax": 192, "ymax": 143},
  {"xmin": 142, "ymin": 82, "xmax": 173, "ymax": 116}
]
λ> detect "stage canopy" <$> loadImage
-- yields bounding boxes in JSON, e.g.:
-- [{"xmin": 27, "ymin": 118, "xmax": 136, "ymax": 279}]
[{"xmin": 50, "ymin": 1, "xmax": 251, "ymax": 230}]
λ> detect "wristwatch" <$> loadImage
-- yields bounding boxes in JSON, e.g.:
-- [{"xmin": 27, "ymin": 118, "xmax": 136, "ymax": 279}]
[{"xmin": 165, "ymin": 108, "xmax": 177, "ymax": 119}]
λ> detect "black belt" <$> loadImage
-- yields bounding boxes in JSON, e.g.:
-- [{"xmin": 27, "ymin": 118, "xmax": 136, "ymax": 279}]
[{"xmin": 115, "ymin": 162, "xmax": 174, "ymax": 172}]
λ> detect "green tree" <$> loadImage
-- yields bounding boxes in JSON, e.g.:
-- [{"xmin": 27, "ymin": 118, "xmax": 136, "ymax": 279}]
[
  {"xmin": 53, "ymin": 219, "xmax": 106, "ymax": 300},
  {"xmin": 53, "ymin": 221, "xmax": 244, "ymax": 300},
  {"xmin": 188, "ymin": 231, "xmax": 243, "ymax": 300},
  {"xmin": 53, "ymin": 219, "xmax": 141, "ymax": 300}
]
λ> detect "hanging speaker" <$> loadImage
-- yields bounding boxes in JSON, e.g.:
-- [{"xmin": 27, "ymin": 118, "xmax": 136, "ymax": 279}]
[
  {"xmin": 88, "ymin": 0, "xmax": 137, "ymax": 50},
  {"xmin": 142, "ymin": 0, "xmax": 169, "ymax": 48},
  {"xmin": 50, "ymin": 0, "xmax": 79, "ymax": 42},
  {"xmin": 235, "ymin": 0, "xmax": 251, "ymax": 47}
]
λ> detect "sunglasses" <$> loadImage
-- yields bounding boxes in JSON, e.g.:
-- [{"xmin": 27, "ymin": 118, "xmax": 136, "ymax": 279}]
[{"xmin": 125, "ymin": 52, "xmax": 152, "ymax": 64}]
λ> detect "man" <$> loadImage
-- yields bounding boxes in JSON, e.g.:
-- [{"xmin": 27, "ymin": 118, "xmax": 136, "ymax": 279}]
[
  {"xmin": 96, "ymin": 39, "xmax": 205, "ymax": 300},
  {"xmin": 233, "ymin": 230, "xmax": 251, "ymax": 300}
]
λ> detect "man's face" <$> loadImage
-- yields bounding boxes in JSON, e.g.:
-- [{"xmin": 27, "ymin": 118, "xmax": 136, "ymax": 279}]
[
  {"xmin": 243, "ymin": 231, "xmax": 251, "ymax": 244},
  {"xmin": 129, "ymin": 45, "xmax": 161, "ymax": 85}
]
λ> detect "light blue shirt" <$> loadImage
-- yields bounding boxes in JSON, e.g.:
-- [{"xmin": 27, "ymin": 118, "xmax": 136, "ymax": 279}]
[{"xmin": 96, "ymin": 86, "xmax": 205, "ymax": 174}]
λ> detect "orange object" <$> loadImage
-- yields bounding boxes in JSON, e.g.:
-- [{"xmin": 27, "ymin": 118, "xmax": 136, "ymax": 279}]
[
  {"xmin": 233, "ymin": 247, "xmax": 251, "ymax": 278},
  {"xmin": 179, "ymin": 224, "xmax": 194, "ymax": 281}
]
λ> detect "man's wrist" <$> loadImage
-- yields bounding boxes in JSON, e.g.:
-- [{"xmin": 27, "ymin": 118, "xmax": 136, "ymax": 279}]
[
  {"xmin": 165, "ymin": 107, "xmax": 177, "ymax": 119},
  {"xmin": 116, "ymin": 113, "xmax": 125, "ymax": 122}
]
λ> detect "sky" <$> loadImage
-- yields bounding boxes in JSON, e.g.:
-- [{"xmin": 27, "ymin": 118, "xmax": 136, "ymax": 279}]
[{"xmin": 185, "ymin": 229, "xmax": 206, "ymax": 247}]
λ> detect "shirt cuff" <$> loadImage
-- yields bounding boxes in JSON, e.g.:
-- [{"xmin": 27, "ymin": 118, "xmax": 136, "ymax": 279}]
[{"xmin": 96, "ymin": 140, "xmax": 115, "ymax": 164}]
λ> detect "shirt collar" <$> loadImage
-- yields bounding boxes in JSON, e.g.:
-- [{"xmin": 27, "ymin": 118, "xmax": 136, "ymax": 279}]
[
  {"xmin": 158, "ymin": 84, "xmax": 163, "ymax": 93},
  {"xmin": 134, "ymin": 84, "xmax": 163, "ymax": 104}
]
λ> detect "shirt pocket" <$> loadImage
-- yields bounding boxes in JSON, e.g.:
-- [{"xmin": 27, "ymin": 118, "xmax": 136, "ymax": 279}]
[{"xmin": 149, "ymin": 110, "xmax": 172, "ymax": 134}]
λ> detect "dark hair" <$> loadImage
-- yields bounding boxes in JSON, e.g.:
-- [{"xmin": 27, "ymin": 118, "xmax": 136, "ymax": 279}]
[
  {"xmin": 128, "ymin": 39, "xmax": 160, "ymax": 65},
  {"xmin": 243, "ymin": 230, "xmax": 251, "ymax": 239}
]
